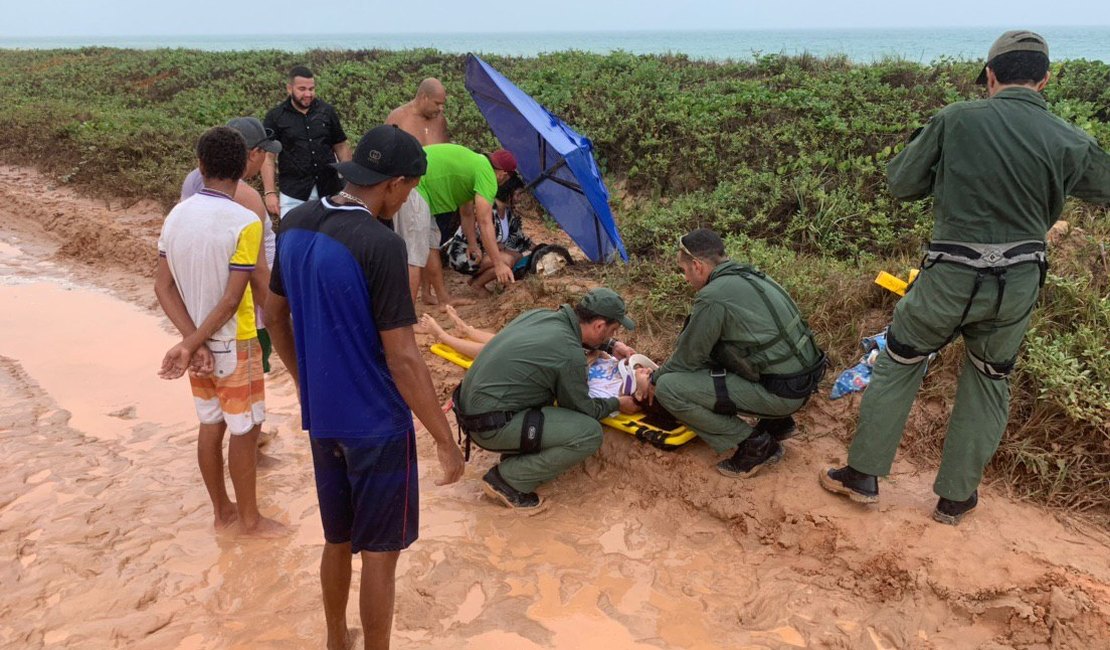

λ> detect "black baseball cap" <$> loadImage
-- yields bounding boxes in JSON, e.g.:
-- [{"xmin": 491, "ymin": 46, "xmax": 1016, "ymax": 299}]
[{"xmin": 332, "ymin": 125, "xmax": 427, "ymax": 187}]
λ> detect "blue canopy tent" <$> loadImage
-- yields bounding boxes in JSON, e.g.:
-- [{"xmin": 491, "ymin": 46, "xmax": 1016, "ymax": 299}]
[{"xmin": 464, "ymin": 54, "xmax": 629, "ymax": 263}]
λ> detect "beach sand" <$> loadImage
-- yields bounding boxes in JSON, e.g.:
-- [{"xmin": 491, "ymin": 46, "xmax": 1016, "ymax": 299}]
[{"xmin": 2, "ymin": 163, "xmax": 1110, "ymax": 648}]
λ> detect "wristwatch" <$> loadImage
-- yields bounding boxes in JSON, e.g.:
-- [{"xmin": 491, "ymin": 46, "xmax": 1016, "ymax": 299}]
[{"xmin": 600, "ymin": 338, "xmax": 616, "ymax": 355}]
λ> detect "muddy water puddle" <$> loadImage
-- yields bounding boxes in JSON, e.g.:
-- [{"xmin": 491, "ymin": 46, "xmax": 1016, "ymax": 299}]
[{"xmin": 0, "ymin": 236, "xmax": 783, "ymax": 649}]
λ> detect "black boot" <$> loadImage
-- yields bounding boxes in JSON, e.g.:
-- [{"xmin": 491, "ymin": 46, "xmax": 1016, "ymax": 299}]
[
  {"xmin": 754, "ymin": 416, "xmax": 797, "ymax": 442},
  {"xmin": 933, "ymin": 491, "xmax": 978, "ymax": 525},
  {"xmin": 819, "ymin": 465, "xmax": 879, "ymax": 503},
  {"xmin": 482, "ymin": 465, "xmax": 545, "ymax": 512},
  {"xmin": 716, "ymin": 432, "xmax": 784, "ymax": 478}
]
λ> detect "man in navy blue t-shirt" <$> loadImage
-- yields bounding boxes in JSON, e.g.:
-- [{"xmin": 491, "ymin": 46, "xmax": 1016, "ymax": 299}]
[{"xmin": 266, "ymin": 125, "xmax": 464, "ymax": 650}]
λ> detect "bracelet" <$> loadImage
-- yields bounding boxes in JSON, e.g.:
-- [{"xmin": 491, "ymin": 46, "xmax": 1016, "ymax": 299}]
[{"xmin": 263, "ymin": 190, "xmax": 278, "ymax": 197}]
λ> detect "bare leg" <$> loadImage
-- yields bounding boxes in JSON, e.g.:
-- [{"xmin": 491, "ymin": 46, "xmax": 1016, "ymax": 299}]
[
  {"xmin": 408, "ymin": 266, "xmax": 428, "ymax": 333},
  {"xmin": 469, "ymin": 250, "xmax": 520, "ymax": 293},
  {"xmin": 420, "ymin": 313, "xmax": 486, "ymax": 359},
  {"xmin": 322, "ymin": 541, "xmax": 353, "ymax": 650},
  {"xmin": 197, "ymin": 421, "xmax": 237, "ymax": 529},
  {"xmin": 425, "ymin": 248, "xmax": 474, "ymax": 307},
  {"xmin": 359, "ymin": 550, "xmax": 401, "ymax": 650},
  {"xmin": 444, "ymin": 305, "xmax": 494, "ymax": 343},
  {"xmin": 228, "ymin": 425, "xmax": 287, "ymax": 538}
]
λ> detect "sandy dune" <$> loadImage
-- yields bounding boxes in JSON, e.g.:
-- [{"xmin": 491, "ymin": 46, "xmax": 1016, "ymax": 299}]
[{"xmin": 2, "ymin": 164, "xmax": 1109, "ymax": 649}]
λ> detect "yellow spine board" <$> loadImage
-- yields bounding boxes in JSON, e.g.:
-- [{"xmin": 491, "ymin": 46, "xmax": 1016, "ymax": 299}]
[{"xmin": 429, "ymin": 343, "xmax": 696, "ymax": 448}]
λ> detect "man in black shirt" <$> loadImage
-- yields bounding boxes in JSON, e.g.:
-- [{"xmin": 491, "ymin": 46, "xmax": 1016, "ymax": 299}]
[{"xmin": 261, "ymin": 65, "xmax": 351, "ymax": 217}]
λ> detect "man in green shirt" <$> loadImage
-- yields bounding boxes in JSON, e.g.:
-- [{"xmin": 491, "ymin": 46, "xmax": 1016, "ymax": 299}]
[
  {"xmin": 646, "ymin": 229, "xmax": 826, "ymax": 478},
  {"xmin": 415, "ymin": 144, "xmax": 519, "ymax": 305},
  {"xmin": 820, "ymin": 31, "xmax": 1110, "ymax": 525},
  {"xmin": 456, "ymin": 288, "xmax": 640, "ymax": 512}
]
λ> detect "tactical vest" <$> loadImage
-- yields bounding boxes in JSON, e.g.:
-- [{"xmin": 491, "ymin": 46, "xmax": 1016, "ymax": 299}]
[{"xmin": 703, "ymin": 264, "xmax": 827, "ymax": 400}]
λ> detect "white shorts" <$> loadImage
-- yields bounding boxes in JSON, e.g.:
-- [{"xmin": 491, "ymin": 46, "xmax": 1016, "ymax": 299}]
[
  {"xmin": 279, "ymin": 187, "xmax": 319, "ymax": 218},
  {"xmin": 392, "ymin": 190, "xmax": 438, "ymax": 268}
]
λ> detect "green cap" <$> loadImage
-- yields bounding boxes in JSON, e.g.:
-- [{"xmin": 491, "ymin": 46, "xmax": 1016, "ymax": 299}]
[
  {"xmin": 975, "ymin": 30, "xmax": 1049, "ymax": 85},
  {"xmin": 579, "ymin": 288, "xmax": 635, "ymax": 331}
]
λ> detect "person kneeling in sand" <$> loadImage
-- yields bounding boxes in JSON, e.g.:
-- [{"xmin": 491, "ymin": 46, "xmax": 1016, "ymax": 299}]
[
  {"xmin": 643, "ymin": 229, "xmax": 826, "ymax": 478},
  {"xmin": 423, "ymin": 306, "xmax": 655, "ymax": 403},
  {"xmin": 451, "ymin": 289, "xmax": 641, "ymax": 512},
  {"xmin": 155, "ymin": 126, "xmax": 286, "ymax": 539}
]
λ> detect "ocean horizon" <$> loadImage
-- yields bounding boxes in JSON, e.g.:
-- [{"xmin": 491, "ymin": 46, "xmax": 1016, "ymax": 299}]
[{"xmin": 2, "ymin": 26, "xmax": 1109, "ymax": 63}]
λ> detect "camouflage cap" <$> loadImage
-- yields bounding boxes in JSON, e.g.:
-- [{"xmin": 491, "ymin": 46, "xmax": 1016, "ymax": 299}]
[{"xmin": 975, "ymin": 30, "xmax": 1049, "ymax": 84}]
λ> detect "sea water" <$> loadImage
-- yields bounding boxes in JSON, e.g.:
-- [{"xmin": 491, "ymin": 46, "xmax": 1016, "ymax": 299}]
[{"xmin": 2, "ymin": 27, "xmax": 1109, "ymax": 63}]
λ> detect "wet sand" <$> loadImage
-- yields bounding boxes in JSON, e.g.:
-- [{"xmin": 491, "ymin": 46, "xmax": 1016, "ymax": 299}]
[{"xmin": 3, "ymin": 163, "xmax": 1110, "ymax": 649}]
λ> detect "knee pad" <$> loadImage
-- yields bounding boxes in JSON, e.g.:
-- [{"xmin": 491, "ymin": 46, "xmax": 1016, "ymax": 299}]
[
  {"xmin": 967, "ymin": 350, "xmax": 1015, "ymax": 380},
  {"xmin": 885, "ymin": 328, "xmax": 934, "ymax": 365}
]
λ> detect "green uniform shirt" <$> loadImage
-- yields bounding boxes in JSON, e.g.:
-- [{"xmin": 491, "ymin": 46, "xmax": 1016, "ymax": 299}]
[
  {"xmin": 416, "ymin": 144, "xmax": 498, "ymax": 215},
  {"xmin": 888, "ymin": 86, "xmax": 1110, "ymax": 243},
  {"xmin": 459, "ymin": 305, "xmax": 620, "ymax": 420},
  {"xmin": 656, "ymin": 261, "xmax": 819, "ymax": 380}
]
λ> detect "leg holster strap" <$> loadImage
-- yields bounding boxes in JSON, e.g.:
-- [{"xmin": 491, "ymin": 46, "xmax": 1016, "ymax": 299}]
[
  {"xmin": 968, "ymin": 351, "xmax": 1016, "ymax": 380},
  {"xmin": 886, "ymin": 329, "xmax": 933, "ymax": 366},
  {"xmin": 710, "ymin": 368, "xmax": 738, "ymax": 415},
  {"xmin": 519, "ymin": 408, "xmax": 544, "ymax": 454}
]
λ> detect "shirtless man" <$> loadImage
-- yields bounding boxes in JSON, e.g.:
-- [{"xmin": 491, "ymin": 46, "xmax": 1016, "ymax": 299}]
[
  {"xmin": 386, "ymin": 78, "xmax": 449, "ymax": 146},
  {"xmin": 387, "ymin": 79, "xmax": 456, "ymax": 311}
]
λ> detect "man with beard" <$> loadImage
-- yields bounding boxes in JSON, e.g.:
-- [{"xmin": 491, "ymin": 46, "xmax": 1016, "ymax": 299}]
[{"xmin": 262, "ymin": 66, "xmax": 351, "ymax": 218}]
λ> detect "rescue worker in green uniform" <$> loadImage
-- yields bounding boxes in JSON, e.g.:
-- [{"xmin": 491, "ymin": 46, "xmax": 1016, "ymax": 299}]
[
  {"xmin": 455, "ymin": 288, "xmax": 640, "ymax": 512},
  {"xmin": 820, "ymin": 30, "xmax": 1110, "ymax": 525},
  {"xmin": 645, "ymin": 229, "xmax": 827, "ymax": 477}
]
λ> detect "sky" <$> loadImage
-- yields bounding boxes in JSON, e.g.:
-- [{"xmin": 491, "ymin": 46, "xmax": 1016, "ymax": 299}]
[{"xmin": 3, "ymin": 0, "xmax": 1109, "ymax": 37}]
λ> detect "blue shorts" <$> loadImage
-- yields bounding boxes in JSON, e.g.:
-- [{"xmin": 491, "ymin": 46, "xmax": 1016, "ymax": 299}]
[{"xmin": 309, "ymin": 431, "xmax": 419, "ymax": 553}]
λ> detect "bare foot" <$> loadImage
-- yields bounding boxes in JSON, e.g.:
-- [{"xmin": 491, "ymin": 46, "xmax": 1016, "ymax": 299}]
[
  {"xmin": 257, "ymin": 428, "xmax": 277, "ymax": 449},
  {"xmin": 238, "ymin": 515, "xmax": 289, "ymax": 539},
  {"xmin": 214, "ymin": 502, "xmax": 238, "ymax": 530},
  {"xmin": 421, "ymin": 292, "xmax": 439, "ymax": 306},
  {"xmin": 445, "ymin": 296, "xmax": 476, "ymax": 308},
  {"xmin": 420, "ymin": 313, "xmax": 447, "ymax": 341},
  {"xmin": 327, "ymin": 627, "xmax": 361, "ymax": 650},
  {"xmin": 444, "ymin": 304, "xmax": 472, "ymax": 337}
]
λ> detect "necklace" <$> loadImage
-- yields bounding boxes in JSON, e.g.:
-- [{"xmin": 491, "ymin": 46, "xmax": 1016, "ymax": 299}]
[{"xmin": 335, "ymin": 191, "xmax": 368, "ymax": 211}]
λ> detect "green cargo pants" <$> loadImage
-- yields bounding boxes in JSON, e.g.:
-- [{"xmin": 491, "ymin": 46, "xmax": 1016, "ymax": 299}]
[
  {"xmin": 471, "ymin": 406, "xmax": 604, "ymax": 493},
  {"xmin": 654, "ymin": 370, "xmax": 805, "ymax": 453},
  {"xmin": 848, "ymin": 261, "xmax": 1041, "ymax": 501}
]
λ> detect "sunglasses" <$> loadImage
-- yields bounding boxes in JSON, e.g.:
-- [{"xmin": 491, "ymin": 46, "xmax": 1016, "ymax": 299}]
[{"xmin": 677, "ymin": 235, "xmax": 708, "ymax": 263}]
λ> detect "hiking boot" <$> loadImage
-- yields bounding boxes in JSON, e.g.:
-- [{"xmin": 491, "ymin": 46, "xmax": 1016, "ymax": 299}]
[
  {"xmin": 932, "ymin": 491, "xmax": 978, "ymax": 526},
  {"xmin": 754, "ymin": 416, "xmax": 797, "ymax": 442},
  {"xmin": 716, "ymin": 432, "xmax": 784, "ymax": 478},
  {"xmin": 819, "ymin": 466, "xmax": 879, "ymax": 504},
  {"xmin": 481, "ymin": 466, "xmax": 545, "ymax": 513}
]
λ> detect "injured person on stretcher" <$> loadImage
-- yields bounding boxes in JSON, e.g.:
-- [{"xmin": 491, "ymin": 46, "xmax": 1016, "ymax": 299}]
[{"xmin": 421, "ymin": 306, "xmax": 657, "ymax": 406}]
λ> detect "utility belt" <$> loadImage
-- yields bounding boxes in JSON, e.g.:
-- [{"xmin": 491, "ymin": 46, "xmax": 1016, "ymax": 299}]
[
  {"xmin": 925, "ymin": 240, "xmax": 1046, "ymax": 273},
  {"xmin": 922, "ymin": 240, "xmax": 1049, "ymax": 330},
  {"xmin": 711, "ymin": 352, "xmax": 829, "ymax": 415},
  {"xmin": 450, "ymin": 384, "xmax": 544, "ymax": 461}
]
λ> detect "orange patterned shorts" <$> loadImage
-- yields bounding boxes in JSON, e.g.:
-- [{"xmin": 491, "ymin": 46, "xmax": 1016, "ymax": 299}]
[{"xmin": 189, "ymin": 338, "xmax": 265, "ymax": 435}]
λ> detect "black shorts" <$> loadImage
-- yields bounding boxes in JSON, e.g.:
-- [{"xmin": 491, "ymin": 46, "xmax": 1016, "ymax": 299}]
[
  {"xmin": 434, "ymin": 210, "xmax": 460, "ymax": 247},
  {"xmin": 309, "ymin": 431, "xmax": 419, "ymax": 553}
]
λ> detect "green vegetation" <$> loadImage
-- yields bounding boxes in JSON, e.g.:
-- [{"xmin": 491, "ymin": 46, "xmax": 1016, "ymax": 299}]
[{"xmin": 1, "ymin": 48, "xmax": 1107, "ymax": 511}]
